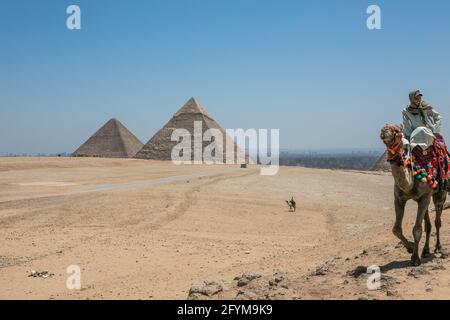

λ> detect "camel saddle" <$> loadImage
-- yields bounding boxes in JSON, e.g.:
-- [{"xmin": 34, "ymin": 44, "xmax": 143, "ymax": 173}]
[{"xmin": 390, "ymin": 127, "xmax": 450, "ymax": 190}]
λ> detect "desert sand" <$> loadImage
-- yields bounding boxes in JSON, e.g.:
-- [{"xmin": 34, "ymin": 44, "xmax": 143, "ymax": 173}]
[{"xmin": 0, "ymin": 157, "xmax": 449, "ymax": 300}]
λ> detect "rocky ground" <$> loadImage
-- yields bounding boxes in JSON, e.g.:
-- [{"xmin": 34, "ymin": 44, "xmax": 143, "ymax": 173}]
[
  {"xmin": 188, "ymin": 243, "xmax": 449, "ymax": 300},
  {"xmin": 0, "ymin": 157, "xmax": 449, "ymax": 300}
]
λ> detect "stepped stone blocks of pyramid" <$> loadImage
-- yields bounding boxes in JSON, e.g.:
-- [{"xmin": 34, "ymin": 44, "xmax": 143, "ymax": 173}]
[
  {"xmin": 73, "ymin": 118, "xmax": 143, "ymax": 158},
  {"xmin": 135, "ymin": 97, "xmax": 244, "ymax": 163},
  {"xmin": 370, "ymin": 150, "xmax": 391, "ymax": 172}
]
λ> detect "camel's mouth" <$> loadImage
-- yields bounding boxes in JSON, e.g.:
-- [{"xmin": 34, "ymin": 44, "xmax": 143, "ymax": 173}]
[{"xmin": 381, "ymin": 137, "xmax": 393, "ymax": 148}]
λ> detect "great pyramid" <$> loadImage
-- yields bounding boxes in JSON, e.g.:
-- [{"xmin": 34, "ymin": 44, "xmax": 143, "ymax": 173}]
[
  {"xmin": 73, "ymin": 118, "xmax": 143, "ymax": 158},
  {"xmin": 135, "ymin": 97, "xmax": 241, "ymax": 162},
  {"xmin": 370, "ymin": 150, "xmax": 391, "ymax": 172}
]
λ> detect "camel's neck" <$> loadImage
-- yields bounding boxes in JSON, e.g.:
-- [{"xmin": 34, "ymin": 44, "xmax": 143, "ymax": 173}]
[{"xmin": 391, "ymin": 163, "xmax": 414, "ymax": 193}]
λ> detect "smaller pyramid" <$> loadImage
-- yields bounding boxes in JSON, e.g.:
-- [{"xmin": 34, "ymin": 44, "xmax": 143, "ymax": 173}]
[
  {"xmin": 370, "ymin": 151, "xmax": 391, "ymax": 172},
  {"xmin": 73, "ymin": 118, "xmax": 143, "ymax": 158}
]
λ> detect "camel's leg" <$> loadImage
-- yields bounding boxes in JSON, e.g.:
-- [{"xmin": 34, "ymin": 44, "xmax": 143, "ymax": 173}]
[
  {"xmin": 433, "ymin": 191, "xmax": 447, "ymax": 254},
  {"xmin": 411, "ymin": 196, "xmax": 431, "ymax": 266},
  {"xmin": 422, "ymin": 210, "xmax": 432, "ymax": 258},
  {"xmin": 393, "ymin": 196, "xmax": 414, "ymax": 253}
]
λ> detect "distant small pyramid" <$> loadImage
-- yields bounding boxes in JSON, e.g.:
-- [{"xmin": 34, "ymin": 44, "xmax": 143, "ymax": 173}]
[
  {"xmin": 73, "ymin": 118, "xmax": 143, "ymax": 158},
  {"xmin": 135, "ymin": 97, "xmax": 241, "ymax": 162},
  {"xmin": 370, "ymin": 150, "xmax": 391, "ymax": 172}
]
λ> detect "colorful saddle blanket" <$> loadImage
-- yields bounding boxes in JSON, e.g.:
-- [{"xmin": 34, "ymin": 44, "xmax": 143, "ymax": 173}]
[{"xmin": 390, "ymin": 137, "xmax": 450, "ymax": 190}]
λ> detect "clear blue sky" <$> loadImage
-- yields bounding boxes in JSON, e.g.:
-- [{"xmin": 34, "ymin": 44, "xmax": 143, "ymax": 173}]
[{"xmin": 1, "ymin": 0, "xmax": 449, "ymax": 154}]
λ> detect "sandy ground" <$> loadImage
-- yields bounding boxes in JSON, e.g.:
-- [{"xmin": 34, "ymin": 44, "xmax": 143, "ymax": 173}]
[{"xmin": 0, "ymin": 157, "xmax": 449, "ymax": 300}]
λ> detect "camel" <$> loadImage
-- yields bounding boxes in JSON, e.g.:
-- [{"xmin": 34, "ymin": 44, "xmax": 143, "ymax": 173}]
[{"xmin": 380, "ymin": 124, "xmax": 448, "ymax": 266}]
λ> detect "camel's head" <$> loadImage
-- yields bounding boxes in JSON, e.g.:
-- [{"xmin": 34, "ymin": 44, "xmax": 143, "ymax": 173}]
[{"xmin": 380, "ymin": 124, "xmax": 403, "ymax": 149}]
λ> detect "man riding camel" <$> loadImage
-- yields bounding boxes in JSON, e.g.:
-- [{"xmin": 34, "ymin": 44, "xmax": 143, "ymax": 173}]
[
  {"xmin": 402, "ymin": 90, "xmax": 442, "ymax": 141},
  {"xmin": 402, "ymin": 90, "xmax": 450, "ymax": 191}
]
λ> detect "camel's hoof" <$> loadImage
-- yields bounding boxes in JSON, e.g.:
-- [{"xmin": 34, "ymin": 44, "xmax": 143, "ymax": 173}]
[
  {"xmin": 406, "ymin": 242, "xmax": 415, "ymax": 254},
  {"xmin": 411, "ymin": 257, "xmax": 422, "ymax": 267},
  {"xmin": 421, "ymin": 249, "xmax": 431, "ymax": 259},
  {"xmin": 435, "ymin": 245, "xmax": 442, "ymax": 254}
]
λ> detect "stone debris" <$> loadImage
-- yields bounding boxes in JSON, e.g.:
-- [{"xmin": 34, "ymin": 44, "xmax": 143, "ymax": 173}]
[
  {"xmin": 310, "ymin": 260, "xmax": 336, "ymax": 277},
  {"xmin": 188, "ymin": 281, "xmax": 224, "ymax": 299},
  {"xmin": 347, "ymin": 266, "xmax": 367, "ymax": 278},
  {"xmin": 386, "ymin": 290, "xmax": 396, "ymax": 297},
  {"xmin": 29, "ymin": 270, "xmax": 54, "ymax": 279},
  {"xmin": 380, "ymin": 275, "xmax": 396, "ymax": 290},
  {"xmin": 431, "ymin": 261, "xmax": 446, "ymax": 271},
  {"xmin": 235, "ymin": 290, "xmax": 258, "ymax": 300},
  {"xmin": 269, "ymin": 272, "xmax": 286, "ymax": 286},
  {"xmin": 234, "ymin": 272, "xmax": 261, "ymax": 287},
  {"xmin": 237, "ymin": 278, "xmax": 250, "ymax": 287},
  {"xmin": 310, "ymin": 265, "xmax": 329, "ymax": 276},
  {"xmin": 273, "ymin": 272, "xmax": 284, "ymax": 283},
  {"xmin": 408, "ymin": 266, "xmax": 430, "ymax": 278}
]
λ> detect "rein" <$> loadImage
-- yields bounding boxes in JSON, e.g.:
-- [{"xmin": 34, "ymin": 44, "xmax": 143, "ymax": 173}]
[
  {"xmin": 387, "ymin": 132, "xmax": 405, "ymax": 161},
  {"xmin": 388, "ymin": 140, "xmax": 403, "ymax": 156}
]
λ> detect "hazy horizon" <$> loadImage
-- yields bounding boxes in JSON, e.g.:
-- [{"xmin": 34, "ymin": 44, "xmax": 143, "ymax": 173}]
[
  {"xmin": 1, "ymin": 147, "xmax": 385, "ymax": 157},
  {"xmin": 1, "ymin": 0, "xmax": 449, "ymax": 154}
]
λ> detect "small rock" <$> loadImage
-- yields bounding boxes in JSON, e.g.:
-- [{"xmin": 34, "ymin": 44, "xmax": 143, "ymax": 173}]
[
  {"xmin": 29, "ymin": 270, "xmax": 54, "ymax": 279},
  {"xmin": 234, "ymin": 272, "xmax": 261, "ymax": 287},
  {"xmin": 380, "ymin": 275, "xmax": 396, "ymax": 290},
  {"xmin": 431, "ymin": 262, "xmax": 446, "ymax": 271},
  {"xmin": 242, "ymin": 272, "xmax": 261, "ymax": 281},
  {"xmin": 347, "ymin": 266, "xmax": 367, "ymax": 278},
  {"xmin": 236, "ymin": 290, "xmax": 258, "ymax": 300},
  {"xmin": 408, "ymin": 267, "xmax": 430, "ymax": 278},
  {"xmin": 237, "ymin": 278, "xmax": 250, "ymax": 287},
  {"xmin": 386, "ymin": 290, "xmax": 396, "ymax": 297},
  {"xmin": 358, "ymin": 296, "xmax": 369, "ymax": 300},
  {"xmin": 310, "ymin": 265, "xmax": 328, "ymax": 276},
  {"xmin": 273, "ymin": 272, "xmax": 285, "ymax": 283},
  {"xmin": 188, "ymin": 281, "xmax": 224, "ymax": 299}
]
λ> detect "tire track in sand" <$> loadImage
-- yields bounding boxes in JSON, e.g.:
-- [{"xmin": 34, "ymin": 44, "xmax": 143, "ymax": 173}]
[{"xmin": 146, "ymin": 170, "xmax": 258, "ymax": 231}]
